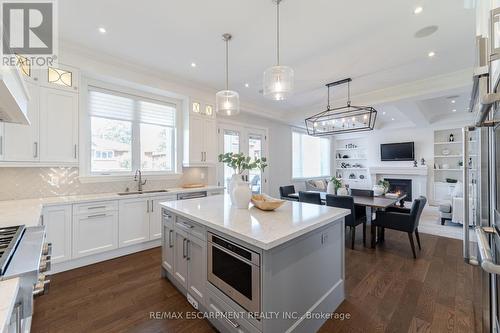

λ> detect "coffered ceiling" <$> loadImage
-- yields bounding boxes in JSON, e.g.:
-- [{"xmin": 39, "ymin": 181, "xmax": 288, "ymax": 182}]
[{"xmin": 58, "ymin": 0, "xmax": 476, "ymax": 125}]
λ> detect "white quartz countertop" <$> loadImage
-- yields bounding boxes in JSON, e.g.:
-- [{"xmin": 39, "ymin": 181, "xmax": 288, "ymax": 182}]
[
  {"xmin": 160, "ymin": 194, "xmax": 350, "ymax": 250},
  {"xmin": 0, "ymin": 278, "xmax": 20, "ymax": 333},
  {"xmin": 0, "ymin": 186, "xmax": 224, "ymax": 228}
]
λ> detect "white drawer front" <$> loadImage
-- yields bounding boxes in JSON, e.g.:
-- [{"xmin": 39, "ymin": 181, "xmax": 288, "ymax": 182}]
[{"xmin": 74, "ymin": 201, "xmax": 118, "ymax": 215}]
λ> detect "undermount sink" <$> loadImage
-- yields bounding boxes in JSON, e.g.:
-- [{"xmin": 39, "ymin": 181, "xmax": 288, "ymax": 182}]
[{"xmin": 117, "ymin": 189, "xmax": 169, "ymax": 196}]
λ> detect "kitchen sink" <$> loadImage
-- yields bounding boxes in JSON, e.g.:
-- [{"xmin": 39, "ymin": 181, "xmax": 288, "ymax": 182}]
[{"xmin": 117, "ymin": 189, "xmax": 169, "ymax": 196}]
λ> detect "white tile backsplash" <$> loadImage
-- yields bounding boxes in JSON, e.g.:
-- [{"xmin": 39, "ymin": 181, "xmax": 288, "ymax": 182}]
[{"xmin": 0, "ymin": 167, "xmax": 208, "ymax": 201}]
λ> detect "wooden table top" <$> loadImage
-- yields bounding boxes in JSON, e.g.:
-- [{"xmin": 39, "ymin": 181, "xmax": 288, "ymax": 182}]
[{"xmin": 289, "ymin": 191, "xmax": 406, "ymax": 209}]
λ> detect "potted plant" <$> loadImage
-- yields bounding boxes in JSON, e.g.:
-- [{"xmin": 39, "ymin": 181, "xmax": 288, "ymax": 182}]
[
  {"xmin": 218, "ymin": 153, "xmax": 267, "ymax": 208},
  {"xmin": 328, "ymin": 177, "xmax": 342, "ymax": 194},
  {"xmin": 373, "ymin": 179, "xmax": 389, "ymax": 196}
]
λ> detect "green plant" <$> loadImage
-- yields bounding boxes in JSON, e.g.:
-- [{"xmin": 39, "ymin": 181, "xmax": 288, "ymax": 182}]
[
  {"xmin": 218, "ymin": 153, "xmax": 268, "ymax": 174},
  {"xmin": 330, "ymin": 176, "xmax": 342, "ymax": 191},
  {"xmin": 378, "ymin": 179, "xmax": 390, "ymax": 191}
]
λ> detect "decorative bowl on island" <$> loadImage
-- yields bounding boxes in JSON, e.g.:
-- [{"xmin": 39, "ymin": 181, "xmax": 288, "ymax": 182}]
[{"xmin": 251, "ymin": 194, "xmax": 285, "ymax": 211}]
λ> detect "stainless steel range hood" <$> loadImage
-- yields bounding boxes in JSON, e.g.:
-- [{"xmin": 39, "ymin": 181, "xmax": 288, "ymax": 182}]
[{"xmin": 0, "ymin": 63, "xmax": 30, "ymax": 125}]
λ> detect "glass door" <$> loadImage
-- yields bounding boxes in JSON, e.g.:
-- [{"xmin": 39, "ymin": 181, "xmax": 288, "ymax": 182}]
[{"xmin": 218, "ymin": 123, "xmax": 268, "ymax": 194}]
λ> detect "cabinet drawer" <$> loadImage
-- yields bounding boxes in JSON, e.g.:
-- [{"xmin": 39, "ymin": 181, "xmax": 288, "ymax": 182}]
[
  {"xmin": 207, "ymin": 291, "xmax": 260, "ymax": 333},
  {"xmin": 162, "ymin": 209, "xmax": 175, "ymax": 228},
  {"xmin": 175, "ymin": 217, "xmax": 206, "ymax": 241},
  {"xmin": 74, "ymin": 201, "xmax": 118, "ymax": 215}
]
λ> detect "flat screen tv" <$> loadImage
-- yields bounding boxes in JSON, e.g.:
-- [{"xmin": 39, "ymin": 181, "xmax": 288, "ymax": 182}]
[{"xmin": 380, "ymin": 142, "xmax": 415, "ymax": 161}]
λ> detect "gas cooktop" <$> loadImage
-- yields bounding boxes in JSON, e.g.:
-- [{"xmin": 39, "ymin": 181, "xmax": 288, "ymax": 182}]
[{"xmin": 0, "ymin": 225, "xmax": 25, "ymax": 276}]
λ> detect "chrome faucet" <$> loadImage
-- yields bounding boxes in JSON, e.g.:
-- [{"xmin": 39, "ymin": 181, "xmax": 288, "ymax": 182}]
[{"xmin": 134, "ymin": 169, "xmax": 147, "ymax": 192}]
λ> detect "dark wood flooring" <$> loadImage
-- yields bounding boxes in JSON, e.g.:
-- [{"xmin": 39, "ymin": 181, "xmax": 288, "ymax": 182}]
[{"xmin": 32, "ymin": 230, "xmax": 483, "ymax": 333}]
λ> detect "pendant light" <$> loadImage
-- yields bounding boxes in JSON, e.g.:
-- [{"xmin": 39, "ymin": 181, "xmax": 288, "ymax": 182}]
[
  {"xmin": 305, "ymin": 78, "xmax": 378, "ymax": 136},
  {"xmin": 216, "ymin": 33, "xmax": 240, "ymax": 116},
  {"xmin": 263, "ymin": 0, "xmax": 294, "ymax": 101}
]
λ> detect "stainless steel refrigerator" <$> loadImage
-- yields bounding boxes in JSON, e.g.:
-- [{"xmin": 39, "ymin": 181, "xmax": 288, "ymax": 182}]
[{"xmin": 464, "ymin": 6, "xmax": 500, "ymax": 332}]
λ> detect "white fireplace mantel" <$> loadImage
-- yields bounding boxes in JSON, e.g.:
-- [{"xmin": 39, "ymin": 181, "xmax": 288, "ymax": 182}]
[{"xmin": 368, "ymin": 166, "xmax": 429, "ymax": 199}]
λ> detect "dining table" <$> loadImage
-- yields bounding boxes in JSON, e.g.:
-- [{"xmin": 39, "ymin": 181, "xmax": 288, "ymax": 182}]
[{"xmin": 288, "ymin": 191, "xmax": 407, "ymax": 248}]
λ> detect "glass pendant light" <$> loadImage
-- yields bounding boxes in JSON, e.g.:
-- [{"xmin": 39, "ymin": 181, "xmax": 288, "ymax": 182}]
[
  {"xmin": 263, "ymin": 0, "xmax": 294, "ymax": 101},
  {"xmin": 216, "ymin": 33, "xmax": 240, "ymax": 116}
]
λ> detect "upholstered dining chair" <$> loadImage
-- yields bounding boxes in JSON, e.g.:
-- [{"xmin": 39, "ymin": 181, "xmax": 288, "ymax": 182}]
[
  {"xmin": 350, "ymin": 188, "xmax": 374, "ymax": 220},
  {"xmin": 298, "ymin": 191, "xmax": 322, "ymax": 205},
  {"xmin": 325, "ymin": 194, "xmax": 366, "ymax": 249},
  {"xmin": 279, "ymin": 185, "xmax": 298, "ymax": 201},
  {"xmin": 373, "ymin": 196, "xmax": 427, "ymax": 258}
]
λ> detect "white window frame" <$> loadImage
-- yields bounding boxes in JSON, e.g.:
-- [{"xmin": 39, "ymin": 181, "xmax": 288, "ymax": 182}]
[
  {"xmin": 291, "ymin": 128, "xmax": 331, "ymax": 181},
  {"xmin": 79, "ymin": 77, "xmax": 183, "ymax": 183}
]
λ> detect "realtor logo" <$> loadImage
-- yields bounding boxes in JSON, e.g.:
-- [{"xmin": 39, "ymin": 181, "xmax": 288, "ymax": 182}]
[{"xmin": 1, "ymin": 1, "xmax": 57, "ymax": 67}]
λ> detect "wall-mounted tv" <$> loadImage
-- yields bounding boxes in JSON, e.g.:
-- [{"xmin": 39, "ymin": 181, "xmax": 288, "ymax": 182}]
[{"xmin": 380, "ymin": 142, "xmax": 415, "ymax": 161}]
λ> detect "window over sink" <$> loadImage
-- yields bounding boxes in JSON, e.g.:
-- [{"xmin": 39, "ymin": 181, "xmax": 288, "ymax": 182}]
[{"xmin": 87, "ymin": 86, "xmax": 179, "ymax": 177}]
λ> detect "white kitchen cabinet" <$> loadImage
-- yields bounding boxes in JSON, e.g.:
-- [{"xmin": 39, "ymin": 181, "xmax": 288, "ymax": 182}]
[
  {"xmin": 162, "ymin": 212, "xmax": 175, "ymax": 275},
  {"xmin": 150, "ymin": 195, "xmax": 176, "ymax": 240},
  {"xmin": 118, "ymin": 198, "xmax": 150, "ymax": 247},
  {"xmin": 174, "ymin": 227, "xmax": 189, "ymax": 289},
  {"xmin": 3, "ymin": 81, "xmax": 39, "ymax": 161},
  {"xmin": 39, "ymin": 86, "xmax": 78, "ymax": 163},
  {"xmin": 73, "ymin": 206, "xmax": 118, "ymax": 258},
  {"xmin": 42, "ymin": 205, "xmax": 72, "ymax": 264},
  {"xmin": 187, "ymin": 234, "xmax": 207, "ymax": 306},
  {"xmin": 184, "ymin": 114, "xmax": 217, "ymax": 167}
]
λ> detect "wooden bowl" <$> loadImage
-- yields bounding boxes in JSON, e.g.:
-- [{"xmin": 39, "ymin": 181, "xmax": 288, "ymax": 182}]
[{"xmin": 251, "ymin": 194, "xmax": 286, "ymax": 211}]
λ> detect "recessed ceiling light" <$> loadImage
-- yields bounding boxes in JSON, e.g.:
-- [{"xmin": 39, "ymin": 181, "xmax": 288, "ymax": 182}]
[
  {"xmin": 98, "ymin": 27, "xmax": 106, "ymax": 34},
  {"xmin": 382, "ymin": 111, "xmax": 386, "ymax": 115},
  {"xmin": 414, "ymin": 6, "xmax": 423, "ymax": 14},
  {"xmin": 451, "ymin": 100, "xmax": 456, "ymax": 104},
  {"xmin": 190, "ymin": 62, "xmax": 197, "ymax": 68},
  {"xmin": 244, "ymin": 83, "xmax": 250, "ymax": 88},
  {"xmin": 428, "ymin": 51, "xmax": 436, "ymax": 57},
  {"xmin": 452, "ymin": 109, "xmax": 457, "ymax": 112},
  {"xmin": 391, "ymin": 118, "xmax": 395, "ymax": 121}
]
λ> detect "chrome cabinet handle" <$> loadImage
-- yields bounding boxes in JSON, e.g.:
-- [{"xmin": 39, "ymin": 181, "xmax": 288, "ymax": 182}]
[
  {"xmin": 186, "ymin": 239, "xmax": 190, "ymax": 260},
  {"xmin": 151, "ymin": 200, "xmax": 154, "ymax": 213},
  {"xmin": 168, "ymin": 230, "xmax": 173, "ymax": 248},
  {"xmin": 86, "ymin": 213, "xmax": 107, "ymax": 219},
  {"xmin": 0, "ymin": 135, "xmax": 3, "ymax": 155},
  {"xmin": 182, "ymin": 238, "xmax": 187, "ymax": 258},
  {"xmin": 176, "ymin": 221, "xmax": 194, "ymax": 230},
  {"xmin": 74, "ymin": 144, "xmax": 77, "ymax": 159},
  {"xmin": 33, "ymin": 142, "xmax": 38, "ymax": 158},
  {"xmin": 147, "ymin": 200, "xmax": 150, "ymax": 213},
  {"xmin": 87, "ymin": 206, "xmax": 106, "ymax": 210},
  {"xmin": 209, "ymin": 304, "xmax": 240, "ymax": 328}
]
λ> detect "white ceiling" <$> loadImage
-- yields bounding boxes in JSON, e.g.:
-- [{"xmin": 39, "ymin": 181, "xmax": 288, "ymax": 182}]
[{"xmin": 58, "ymin": 0, "xmax": 476, "ymax": 123}]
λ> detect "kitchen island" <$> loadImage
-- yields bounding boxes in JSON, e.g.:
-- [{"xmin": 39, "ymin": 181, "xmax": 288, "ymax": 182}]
[{"xmin": 160, "ymin": 194, "xmax": 350, "ymax": 333}]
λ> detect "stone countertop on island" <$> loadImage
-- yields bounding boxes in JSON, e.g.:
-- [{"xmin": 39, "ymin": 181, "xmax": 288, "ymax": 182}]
[{"xmin": 160, "ymin": 194, "xmax": 350, "ymax": 250}]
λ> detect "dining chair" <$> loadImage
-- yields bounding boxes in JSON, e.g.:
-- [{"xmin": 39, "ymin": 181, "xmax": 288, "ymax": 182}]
[
  {"xmin": 279, "ymin": 185, "xmax": 298, "ymax": 201},
  {"xmin": 350, "ymin": 188, "xmax": 374, "ymax": 220},
  {"xmin": 325, "ymin": 194, "xmax": 366, "ymax": 249},
  {"xmin": 298, "ymin": 191, "xmax": 322, "ymax": 205},
  {"xmin": 373, "ymin": 196, "xmax": 427, "ymax": 258}
]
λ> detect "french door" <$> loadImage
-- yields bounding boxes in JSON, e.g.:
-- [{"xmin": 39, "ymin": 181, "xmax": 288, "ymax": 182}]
[{"xmin": 217, "ymin": 122, "xmax": 268, "ymax": 194}]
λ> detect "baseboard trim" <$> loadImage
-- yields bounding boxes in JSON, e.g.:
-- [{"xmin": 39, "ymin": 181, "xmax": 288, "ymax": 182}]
[{"xmin": 51, "ymin": 240, "xmax": 161, "ymax": 273}]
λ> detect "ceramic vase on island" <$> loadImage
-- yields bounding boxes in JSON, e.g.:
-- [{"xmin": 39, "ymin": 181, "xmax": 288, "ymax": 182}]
[
  {"xmin": 228, "ymin": 174, "xmax": 241, "ymax": 202},
  {"xmin": 232, "ymin": 180, "xmax": 252, "ymax": 209},
  {"xmin": 326, "ymin": 181, "xmax": 336, "ymax": 195}
]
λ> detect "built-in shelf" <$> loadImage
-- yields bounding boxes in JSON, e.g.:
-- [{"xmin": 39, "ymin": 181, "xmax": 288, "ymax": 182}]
[
  {"xmin": 434, "ymin": 155, "xmax": 463, "ymax": 158},
  {"xmin": 434, "ymin": 141, "xmax": 463, "ymax": 145},
  {"xmin": 434, "ymin": 169, "xmax": 463, "ymax": 171},
  {"xmin": 336, "ymin": 158, "xmax": 366, "ymax": 160},
  {"xmin": 336, "ymin": 148, "xmax": 364, "ymax": 151},
  {"xmin": 336, "ymin": 168, "xmax": 368, "ymax": 171}
]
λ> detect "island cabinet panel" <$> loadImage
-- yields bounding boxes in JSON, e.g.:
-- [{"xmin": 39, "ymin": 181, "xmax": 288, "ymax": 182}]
[
  {"xmin": 161, "ymin": 212, "xmax": 175, "ymax": 275},
  {"xmin": 261, "ymin": 220, "xmax": 345, "ymax": 333},
  {"xmin": 174, "ymin": 227, "xmax": 189, "ymax": 289},
  {"xmin": 207, "ymin": 291, "xmax": 260, "ymax": 333},
  {"xmin": 187, "ymin": 234, "xmax": 207, "ymax": 306}
]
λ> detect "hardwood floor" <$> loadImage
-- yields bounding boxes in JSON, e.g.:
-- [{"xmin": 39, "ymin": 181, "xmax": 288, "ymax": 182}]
[{"xmin": 32, "ymin": 230, "xmax": 483, "ymax": 333}]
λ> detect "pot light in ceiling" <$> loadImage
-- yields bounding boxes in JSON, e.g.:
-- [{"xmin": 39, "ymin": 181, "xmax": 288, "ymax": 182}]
[
  {"xmin": 428, "ymin": 51, "xmax": 436, "ymax": 58},
  {"xmin": 263, "ymin": 0, "xmax": 294, "ymax": 101},
  {"xmin": 98, "ymin": 27, "xmax": 107, "ymax": 34},
  {"xmin": 216, "ymin": 33, "xmax": 240, "ymax": 116},
  {"xmin": 451, "ymin": 100, "xmax": 456, "ymax": 104},
  {"xmin": 413, "ymin": 6, "xmax": 423, "ymax": 14},
  {"xmin": 452, "ymin": 109, "xmax": 457, "ymax": 112},
  {"xmin": 382, "ymin": 111, "xmax": 386, "ymax": 115},
  {"xmin": 245, "ymin": 83, "xmax": 250, "ymax": 88},
  {"xmin": 391, "ymin": 118, "xmax": 395, "ymax": 121},
  {"xmin": 190, "ymin": 62, "xmax": 197, "ymax": 68}
]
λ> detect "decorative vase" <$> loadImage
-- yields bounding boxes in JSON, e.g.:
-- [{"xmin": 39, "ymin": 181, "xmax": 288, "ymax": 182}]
[
  {"xmin": 232, "ymin": 181, "xmax": 252, "ymax": 209},
  {"xmin": 326, "ymin": 181, "xmax": 335, "ymax": 194},
  {"xmin": 372, "ymin": 185, "xmax": 385, "ymax": 196},
  {"xmin": 337, "ymin": 187, "xmax": 348, "ymax": 196},
  {"xmin": 228, "ymin": 174, "xmax": 241, "ymax": 201}
]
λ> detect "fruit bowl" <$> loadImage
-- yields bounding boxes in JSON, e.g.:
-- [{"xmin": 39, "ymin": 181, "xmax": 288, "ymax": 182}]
[{"xmin": 251, "ymin": 194, "xmax": 286, "ymax": 211}]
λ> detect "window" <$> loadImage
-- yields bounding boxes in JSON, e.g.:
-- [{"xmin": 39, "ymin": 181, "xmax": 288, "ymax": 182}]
[
  {"xmin": 88, "ymin": 87, "xmax": 177, "ymax": 175},
  {"xmin": 292, "ymin": 131, "xmax": 330, "ymax": 179}
]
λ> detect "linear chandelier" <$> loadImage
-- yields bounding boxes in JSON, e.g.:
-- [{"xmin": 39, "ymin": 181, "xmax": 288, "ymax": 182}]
[{"xmin": 305, "ymin": 78, "xmax": 377, "ymax": 136}]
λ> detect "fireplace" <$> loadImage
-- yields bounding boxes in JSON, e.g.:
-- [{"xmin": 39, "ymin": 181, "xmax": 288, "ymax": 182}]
[{"xmin": 385, "ymin": 178, "xmax": 412, "ymax": 202}]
